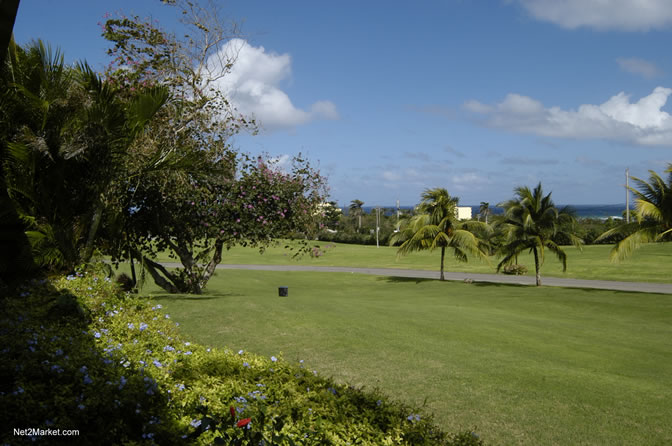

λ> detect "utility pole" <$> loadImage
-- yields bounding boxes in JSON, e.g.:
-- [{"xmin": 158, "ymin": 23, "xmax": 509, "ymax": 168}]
[
  {"xmin": 375, "ymin": 206, "xmax": 380, "ymax": 248},
  {"xmin": 396, "ymin": 199, "xmax": 400, "ymax": 232},
  {"xmin": 626, "ymin": 168, "xmax": 630, "ymax": 223}
]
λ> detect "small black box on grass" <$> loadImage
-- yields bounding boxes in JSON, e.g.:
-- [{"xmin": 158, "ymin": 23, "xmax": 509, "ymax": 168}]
[{"xmin": 278, "ymin": 286, "xmax": 288, "ymax": 297}]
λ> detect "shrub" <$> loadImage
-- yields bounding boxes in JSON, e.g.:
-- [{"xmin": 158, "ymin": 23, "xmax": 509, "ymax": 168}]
[
  {"xmin": 1, "ymin": 268, "xmax": 485, "ymax": 445},
  {"xmin": 501, "ymin": 264, "xmax": 528, "ymax": 275}
]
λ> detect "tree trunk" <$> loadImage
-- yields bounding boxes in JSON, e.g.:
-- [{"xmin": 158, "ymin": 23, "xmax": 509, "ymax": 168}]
[
  {"xmin": 0, "ymin": 0, "xmax": 33, "ymax": 289},
  {"xmin": 440, "ymin": 246, "xmax": 445, "ymax": 281},
  {"xmin": 82, "ymin": 199, "xmax": 104, "ymax": 263},
  {"xmin": 166, "ymin": 239, "xmax": 202, "ymax": 294},
  {"xmin": 533, "ymin": 246, "xmax": 541, "ymax": 286},
  {"xmin": 129, "ymin": 252, "xmax": 137, "ymax": 290},
  {"xmin": 136, "ymin": 252, "xmax": 180, "ymax": 293},
  {"xmin": 0, "ymin": 0, "xmax": 20, "ymax": 63},
  {"xmin": 201, "ymin": 238, "xmax": 223, "ymax": 286}
]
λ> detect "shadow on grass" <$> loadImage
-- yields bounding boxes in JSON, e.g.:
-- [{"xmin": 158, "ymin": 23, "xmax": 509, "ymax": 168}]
[
  {"xmin": 150, "ymin": 291, "xmax": 245, "ymax": 301},
  {"xmin": 378, "ymin": 276, "xmax": 436, "ymax": 284}
]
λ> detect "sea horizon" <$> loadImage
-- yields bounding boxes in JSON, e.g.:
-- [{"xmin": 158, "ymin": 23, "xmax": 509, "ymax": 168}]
[{"xmin": 344, "ymin": 204, "xmax": 632, "ymax": 219}]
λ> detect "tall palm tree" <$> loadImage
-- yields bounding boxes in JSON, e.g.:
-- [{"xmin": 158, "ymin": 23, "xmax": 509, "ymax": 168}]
[
  {"xmin": 497, "ymin": 183, "xmax": 581, "ymax": 286},
  {"xmin": 390, "ymin": 188, "xmax": 488, "ymax": 281},
  {"xmin": 349, "ymin": 199, "xmax": 364, "ymax": 231},
  {"xmin": 479, "ymin": 201, "xmax": 490, "ymax": 224},
  {"xmin": 596, "ymin": 165, "xmax": 672, "ymax": 261}
]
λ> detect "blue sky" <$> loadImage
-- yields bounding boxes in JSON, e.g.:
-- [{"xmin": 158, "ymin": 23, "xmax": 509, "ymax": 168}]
[{"xmin": 13, "ymin": 0, "xmax": 672, "ymax": 207}]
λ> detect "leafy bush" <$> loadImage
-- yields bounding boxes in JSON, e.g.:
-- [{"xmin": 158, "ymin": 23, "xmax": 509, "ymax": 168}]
[
  {"xmin": 501, "ymin": 264, "xmax": 528, "ymax": 275},
  {"xmin": 1, "ymin": 268, "xmax": 485, "ymax": 445}
]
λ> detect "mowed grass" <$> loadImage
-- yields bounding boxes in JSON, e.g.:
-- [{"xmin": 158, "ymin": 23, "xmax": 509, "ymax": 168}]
[
  {"xmin": 141, "ymin": 270, "xmax": 672, "ymax": 446},
  {"xmin": 153, "ymin": 241, "xmax": 672, "ymax": 283}
]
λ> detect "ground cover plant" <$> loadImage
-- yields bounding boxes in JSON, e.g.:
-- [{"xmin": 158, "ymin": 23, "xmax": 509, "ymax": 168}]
[
  {"xmin": 143, "ymin": 269, "xmax": 672, "ymax": 446},
  {"xmin": 150, "ymin": 241, "xmax": 672, "ymax": 284},
  {"xmin": 0, "ymin": 269, "xmax": 483, "ymax": 445}
]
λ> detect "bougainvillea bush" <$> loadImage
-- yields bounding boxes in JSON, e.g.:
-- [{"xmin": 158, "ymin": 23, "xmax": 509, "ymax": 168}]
[{"xmin": 1, "ymin": 270, "xmax": 484, "ymax": 445}]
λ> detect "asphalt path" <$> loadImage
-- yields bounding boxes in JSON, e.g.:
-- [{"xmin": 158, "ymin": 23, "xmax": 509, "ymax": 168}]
[{"xmin": 159, "ymin": 262, "xmax": 672, "ymax": 294}]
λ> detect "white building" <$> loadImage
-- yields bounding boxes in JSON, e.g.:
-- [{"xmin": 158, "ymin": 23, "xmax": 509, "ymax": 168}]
[{"xmin": 455, "ymin": 206, "xmax": 472, "ymax": 220}]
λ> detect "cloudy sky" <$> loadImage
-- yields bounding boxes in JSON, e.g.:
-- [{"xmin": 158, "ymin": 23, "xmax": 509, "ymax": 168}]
[{"xmin": 13, "ymin": 0, "xmax": 672, "ymax": 206}]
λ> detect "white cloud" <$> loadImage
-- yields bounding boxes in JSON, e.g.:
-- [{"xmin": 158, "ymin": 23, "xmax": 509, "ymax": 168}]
[
  {"xmin": 464, "ymin": 87, "xmax": 672, "ymax": 146},
  {"xmin": 452, "ymin": 172, "xmax": 487, "ymax": 192},
  {"xmin": 207, "ymin": 39, "xmax": 338, "ymax": 130},
  {"xmin": 382, "ymin": 171, "xmax": 402, "ymax": 182},
  {"xmin": 515, "ymin": 0, "xmax": 672, "ymax": 31},
  {"xmin": 616, "ymin": 57, "xmax": 662, "ymax": 79}
]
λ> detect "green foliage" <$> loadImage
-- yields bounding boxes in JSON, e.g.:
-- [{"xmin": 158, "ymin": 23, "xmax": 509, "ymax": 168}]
[
  {"xmin": 500, "ymin": 264, "xmax": 528, "ymax": 275},
  {"xmin": 1, "ymin": 40, "xmax": 169, "ymax": 273},
  {"xmin": 497, "ymin": 183, "xmax": 582, "ymax": 286},
  {"xmin": 596, "ymin": 164, "xmax": 672, "ymax": 261},
  {"xmin": 390, "ymin": 188, "xmax": 488, "ymax": 280},
  {"xmin": 100, "ymin": 10, "xmax": 327, "ymax": 295},
  {"xmin": 1, "ymin": 270, "xmax": 480, "ymax": 445}
]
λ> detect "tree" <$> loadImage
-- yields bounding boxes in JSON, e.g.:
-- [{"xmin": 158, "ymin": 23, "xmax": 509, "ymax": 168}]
[
  {"xmin": 349, "ymin": 199, "xmax": 364, "ymax": 231},
  {"xmin": 124, "ymin": 155, "xmax": 326, "ymax": 294},
  {"xmin": 497, "ymin": 183, "xmax": 582, "ymax": 286},
  {"xmin": 595, "ymin": 165, "xmax": 672, "ymax": 261},
  {"xmin": 101, "ymin": 6, "xmax": 327, "ymax": 293},
  {"xmin": 2, "ymin": 40, "xmax": 169, "ymax": 272},
  {"xmin": 390, "ymin": 188, "xmax": 488, "ymax": 281},
  {"xmin": 479, "ymin": 201, "xmax": 490, "ymax": 224}
]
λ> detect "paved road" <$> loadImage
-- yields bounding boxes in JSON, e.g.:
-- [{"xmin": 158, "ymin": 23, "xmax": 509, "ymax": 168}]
[{"xmin": 160, "ymin": 262, "xmax": 672, "ymax": 294}]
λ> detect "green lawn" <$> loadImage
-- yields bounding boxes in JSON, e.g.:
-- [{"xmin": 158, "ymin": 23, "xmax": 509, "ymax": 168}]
[
  {"xmin": 153, "ymin": 241, "xmax": 672, "ymax": 283},
  {"xmin": 140, "ymin": 270, "xmax": 672, "ymax": 446}
]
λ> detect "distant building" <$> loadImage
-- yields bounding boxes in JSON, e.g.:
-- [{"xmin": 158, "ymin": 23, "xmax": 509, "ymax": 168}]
[{"xmin": 455, "ymin": 206, "xmax": 472, "ymax": 220}]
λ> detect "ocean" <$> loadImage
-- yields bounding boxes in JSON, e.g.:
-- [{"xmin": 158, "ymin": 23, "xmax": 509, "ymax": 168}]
[{"xmin": 352, "ymin": 204, "xmax": 630, "ymax": 219}]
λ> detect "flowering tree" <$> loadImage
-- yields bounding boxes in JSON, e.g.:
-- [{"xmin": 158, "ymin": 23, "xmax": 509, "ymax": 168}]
[
  {"xmin": 100, "ymin": 4, "xmax": 327, "ymax": 293},
  {"xmin": 124, "ymin": 155, "xmax": 326, "ymax": 294}
]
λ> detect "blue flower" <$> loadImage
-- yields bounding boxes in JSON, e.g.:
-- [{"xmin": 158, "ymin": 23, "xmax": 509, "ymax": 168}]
[
  {"xmin": 78, "ymin": 404, "xmax": 85, "ymax": 410},
  {"xmin": 139, "ymin": 323, "xmax": 148, "ymax": 331},
  {"xmin": 153, "ymin": 360, "xmax": 162, "ymax": 368},
  {"xmin": 190, "ymin": 419, "xmax": 202, "ymax": 428},
  {"xmin": 118, "ymin": 376, "xmax": 127, "ymax": 390},
  {"xmin": 176, "ymin": 384, "xmax": 185, "ymax": 391},
  {"xmin": 270, "ymin": 356, "xmax": 277, "ymax": 362},
  {"xmin": 184, "ymin": 351, "xmax": 192, "ymax": 355},
  {"xmin": 93, "ymin": 332, "xmax": 101, "ymax": 339},
  {"xmin": 238, "ymin": 349, "xmax": 244, "ymax": 355},
  {"xmin": 83, "ymin": 375, "xmax": 93, "ymax": 385},
  {"xmin": 127, "ymin": 323, "xmax": 135, "ymax": 329},
  {"xmin": 165, "ymin": 314, "xmax": 170, "ymax": 319},
  {"xmin": 163, "ymin": 345, "xmax": 175, "ymax": 352},
  {"xmin": 79, "ymin": 366, "xmax": 88, "ymax": 373},
  {"xmin": 243, "ymin": 362, "xmax": 250, "ymax": 368}
]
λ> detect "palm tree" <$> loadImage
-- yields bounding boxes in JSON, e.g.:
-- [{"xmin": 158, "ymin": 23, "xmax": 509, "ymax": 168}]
[
  {"xmin": 479, "ymin": 201, "xmax": 490, "ymax": 224},
  {"xmin": 497, "ymin": 183, "xmax": 582, "ymax": 286},
  {"xmin": 3, "ymin": 40, "xmax": 169, "ymax": 271},
  {"xmin": 596, "ymin": 165, "xmax": 672, "ymax": 261},
  {"xmin": 349, "ymin": 199, "xmax": 364, "ymax": 231},
  {"xmin": 390, "ymin": 188, "xmax": 488, "ymax": 280}
]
